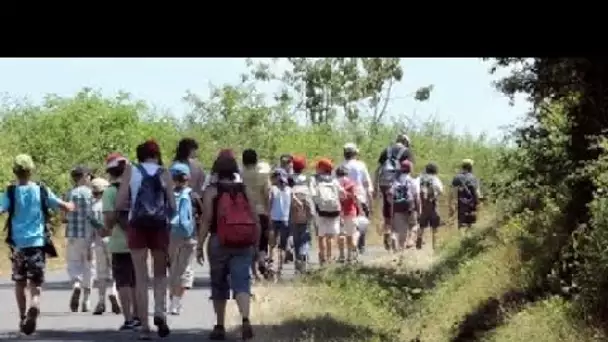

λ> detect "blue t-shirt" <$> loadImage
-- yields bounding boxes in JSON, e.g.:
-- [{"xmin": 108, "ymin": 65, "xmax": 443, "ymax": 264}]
[{"xmin": 0, "ymin": 182, "xmax": 60, "ymax": 249}]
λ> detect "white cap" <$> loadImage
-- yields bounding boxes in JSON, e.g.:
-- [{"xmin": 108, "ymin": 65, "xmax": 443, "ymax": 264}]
[
  {"xmin": 91, "ymin": 178, "xmax": 110, "ymax": 192},
  {"xmin": 343, "ymin": 142, "xmax": 359, "ymax": 153}
]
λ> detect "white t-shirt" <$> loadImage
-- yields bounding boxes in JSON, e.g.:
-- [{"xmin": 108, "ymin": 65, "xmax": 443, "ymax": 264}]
[{"xmin": 337, "ymin": 159, "xmax": 373, "ymax": 203}]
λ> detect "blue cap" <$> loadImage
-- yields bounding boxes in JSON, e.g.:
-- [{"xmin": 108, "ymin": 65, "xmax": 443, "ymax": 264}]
[{"xmin": 170, "ymin": 162, "xmax": 190, "ymax": 177}]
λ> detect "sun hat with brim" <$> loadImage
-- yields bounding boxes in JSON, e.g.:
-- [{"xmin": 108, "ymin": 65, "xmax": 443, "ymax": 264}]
[
  {"xmin": 343, "ymin": 142, "xmax": 359, "ymax": 153},
  {"xmin": 462, "ymin": 158, "xmax": 474, "ymax": 167},
  {"xmin": 170, "ymin": 162, "xmax": 191, "ymax": 177},
  {"xmin": 105, "ymin": 152, "xmax": 127, "ymax": 169},
  {"xmin": 91, "ymin": 178, "xmax": 110, "ymax": 192},
  {"xmin": 257, "ymin": 161, "xmax": 271, "ymax": 174},
  {"xmin": 14, "ymin": 154, "xmax": 35, "ymax": 171}
]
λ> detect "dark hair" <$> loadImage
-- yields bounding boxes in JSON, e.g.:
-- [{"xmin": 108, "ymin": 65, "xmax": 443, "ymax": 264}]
[
  {"xmin": 212, "ymin": 156, "xmax": 239, "ymax": 180},
  {"xmin": 13, "ymin": 167, "xmax": 30, "ymax": 179},
  {"xmin": 425, "ymin": 163, "xmax": 438, "ymax": 175},
  {"xmin": 336, "ymin": 166, "xmax": 349, "ymax": 177},
  {"xmin": 174, "ymin": 138, "xmax": 198, "ymax": 162},
  {"xmin": 462, "ymin": 163, "xmax": 473, "ymax": 173},
  {"xmin": 343, "ymin": 151, "xmax": 356, "ymax": 160},
  {"xmin": 107, "ymin": 161, "xmax": 127, "ymax": 178},
  {"xmin": 242, "ymin": 149, "xmax": 258, "ymax": 166},
  {"xmin": 136, "ymin": 140, "xmax": 163, "ymax": 165},
  {"xmin": 172, "ymin": 173, "xmax": 188, "ymax": 183}
]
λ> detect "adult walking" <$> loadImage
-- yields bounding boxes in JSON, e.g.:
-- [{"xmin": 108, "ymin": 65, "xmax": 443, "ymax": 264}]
[
  {"xmin": 197, "ymin": 150, "xmax": 260, "ymax": 341},
  {"xmin": 103, "ymin": 153, "xmax": 141, "ymax": 330},
  {"xmin": 115, "ymin": 139, "xmax": 175, "ymax": 340},
  {"xmin": 338, "ymin": 143, "xmax": 373, "ymax": 254},
  {"xmin": 375, "ymin": 133, "xmax": 414, "ymax": 252}
]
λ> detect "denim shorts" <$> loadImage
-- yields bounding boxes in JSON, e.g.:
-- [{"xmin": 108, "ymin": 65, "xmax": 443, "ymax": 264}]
[
  {"xmin": 272, "ymin": 220, "xmax": 291, "ymax": 250},
  {"xmin": 207, "ymin": 234, "xmax": 253, "ymax": 300}
]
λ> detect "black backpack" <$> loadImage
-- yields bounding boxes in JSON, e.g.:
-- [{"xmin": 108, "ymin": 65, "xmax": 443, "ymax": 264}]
[
  {"xmin": 456, "ymin": 173, "xmax": 478, "ymax": 211},
  {"xmin": 4, "ymin": 183, "xmax": 58, "ymax": 258},
  {"xmin": 130, "ymin": 164, "xmax": 170, "ymax": 230}
]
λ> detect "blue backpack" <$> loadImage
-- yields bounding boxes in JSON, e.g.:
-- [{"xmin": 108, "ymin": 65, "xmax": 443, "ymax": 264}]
[
  {"xmin": 130, "ymin": 164, "xmax": 170, "ymax": 230},
  {"xmin": 170, "ymin": 187, "xmax": 194, "ymax": 238}
]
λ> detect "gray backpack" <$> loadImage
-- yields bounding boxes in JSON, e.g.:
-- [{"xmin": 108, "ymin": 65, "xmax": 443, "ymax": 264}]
[{"xmin": 379, "ymin": 146, "xmax": 407, "ymax": 186}]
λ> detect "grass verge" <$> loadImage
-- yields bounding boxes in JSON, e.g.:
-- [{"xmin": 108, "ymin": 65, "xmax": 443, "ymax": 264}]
[{"xmin": 244, "ymin": 213, "xmax": 605, "ymax": 342}]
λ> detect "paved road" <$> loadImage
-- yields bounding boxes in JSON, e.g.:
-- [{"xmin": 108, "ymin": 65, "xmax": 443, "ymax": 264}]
[{"xmin": 0, "ymin": 245, "xmax": 387, "ymax": 341}]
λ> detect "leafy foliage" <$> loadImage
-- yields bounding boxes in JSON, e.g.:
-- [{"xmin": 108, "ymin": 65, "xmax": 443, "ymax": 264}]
[{"xmin": 489, "ymin": 57, "xmax": 608, "ymax": 323}]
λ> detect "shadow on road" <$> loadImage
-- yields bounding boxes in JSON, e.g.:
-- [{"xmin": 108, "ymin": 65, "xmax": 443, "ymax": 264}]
[
  {"xmin": 18, "ymin": 315, "xmax": 391, "ymax": 341},
  {"xmin": 232, "ymin": 314, "xmax": 394, "ymax": 342},
  {"xmin": 0, "ymin": 277, "xmax": 212, "ymax": 290},
  {"xmin": 28, "ymin": 328, "xmax": 212, "ymax": 341}
]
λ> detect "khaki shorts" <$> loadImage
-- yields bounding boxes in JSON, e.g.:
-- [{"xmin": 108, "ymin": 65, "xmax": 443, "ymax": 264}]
[
  {"xmin": 168, "ymin": 237, "xmax": 196, "ymax": 289},
  {"xmin": 316, "ymin": 216, "xmax": 340, "ymax": 236},
  {"xmin": 392, "ymin": 212, "xmax": 419, "ymax": 236},
  {"xmin": 341, "ymin": 216, "xmax": 358, "ymax": 236}
]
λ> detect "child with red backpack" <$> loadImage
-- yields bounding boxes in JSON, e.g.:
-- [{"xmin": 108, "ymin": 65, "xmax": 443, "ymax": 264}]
[{"xmin": 336, "ymin": 166, "xmax": 361, "ymax": 263}]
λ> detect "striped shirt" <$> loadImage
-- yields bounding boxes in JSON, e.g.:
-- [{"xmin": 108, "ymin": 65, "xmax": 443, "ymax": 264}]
[{"xmin": 65, "ymin": 185, "xmax": 94, "ymax": 239}]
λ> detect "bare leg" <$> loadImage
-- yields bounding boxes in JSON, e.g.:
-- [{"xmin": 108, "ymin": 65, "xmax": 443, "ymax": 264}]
[{"xmin": 130, "ymin": 249, "xmax": 149, "ymax": 331}]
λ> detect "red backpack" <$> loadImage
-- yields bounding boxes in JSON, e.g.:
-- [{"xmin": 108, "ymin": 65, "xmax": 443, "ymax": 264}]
[{"xmin": 215, "ymin": 183, "xmax": 257, "ymax": 248}]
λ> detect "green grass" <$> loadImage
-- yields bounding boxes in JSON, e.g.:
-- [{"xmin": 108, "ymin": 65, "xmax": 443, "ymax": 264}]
[{"xmin": 246, "ymin": 212, "xmax": 605, "ymax": 342}]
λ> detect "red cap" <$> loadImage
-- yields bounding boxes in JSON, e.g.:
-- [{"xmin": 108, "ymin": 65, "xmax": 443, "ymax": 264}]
[
  {"xmin": 292, "ymin": 155, "xmax": 307, "ymax": 173},
  {"xmin": 105, "ymin": 152, "xmax": 127, "ymax": 169},
  {"xmin": 316, "ymin": 158, "xmax": 333, "ymax": 173}
]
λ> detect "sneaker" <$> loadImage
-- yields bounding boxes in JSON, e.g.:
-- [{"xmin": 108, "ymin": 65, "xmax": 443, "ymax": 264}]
[
  {"xmin": 21, "ymin": 307, "xmax": 39, "ymax": 335},
  {"xmin": 153, "ymin": 315, "xmax": 170, "ymax": 337},
  {"xmin": 169, "ymin": 297, "xmax": 182, "ymax": 316},
  {"xmin": 69, "ymin": 288, "xmax": 81, "ymax": 312},
  {"xmin": 93, "ymin": 302, "xmax": 105, "ymax": 315},
  {"xmin": 109, "ymin": 294, "xmax": 121, "ymax": 314},
  {"xmin": 132, "ymin": 317, "xmax": 142, "ymax": 328},
  {"xmin": 209, "ymin": 324, "xmax": 226, "ymax": 340},
  {"xmin": 416, "ymin": 236, "xmax": 423, "ymax": 250},
  {"xmin": 242, "ymin": 319, "xmax": 254, "ymax": 340},
  {"xmin": 81, "ymin": 300, "xmax": 90, "ymax": 312},
  {"xmin": 119, "ymin": 320, "xmax": 135, "ymax": 331},
  {"xmin": 383, "ymin": 234, "xmax": 391, "ymax": 251}
]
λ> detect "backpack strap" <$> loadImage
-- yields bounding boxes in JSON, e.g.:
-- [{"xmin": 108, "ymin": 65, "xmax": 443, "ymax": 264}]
[
  {"xmin": 4, "ymin": 185, "xmax": 16, "ymax": 247},
  {"xmin": 37, "ymin": 182, "xmax": 50, "ymax": 223},
  {"xmin": 394, "ymin": 146, "xmax": 407, "ymax": 161},
  {"xmin": 385, "ymin": 146, "xmax": 393, "ymax": 160}
]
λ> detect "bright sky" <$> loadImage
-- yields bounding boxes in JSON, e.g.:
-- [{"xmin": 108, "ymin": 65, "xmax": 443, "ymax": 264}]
[{"xmin": 0, "ymin": 58, "xmax": 529, "ymax": 138}]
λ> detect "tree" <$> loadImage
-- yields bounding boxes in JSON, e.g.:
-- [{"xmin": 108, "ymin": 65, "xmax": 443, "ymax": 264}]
[
  {"xmin": 243, "ymin": 58, "xmax": 433, "ymax": 128},
  {"xmin": 490, "ymin": 58, "xmax": 608, "ymax": 318}
]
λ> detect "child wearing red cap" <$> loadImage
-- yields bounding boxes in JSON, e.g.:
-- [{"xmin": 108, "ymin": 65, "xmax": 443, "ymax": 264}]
[{"xmin": 311, "ymin": 159, "xmax": 344, "ymax": 264}]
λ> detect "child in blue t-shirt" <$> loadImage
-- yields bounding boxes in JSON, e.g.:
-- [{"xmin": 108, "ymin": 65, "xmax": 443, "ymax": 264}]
[
  {"xmin": 168, "ymin": 162, "xmax": 202, "ymax": 316},
  {"xmin": 0, "ymin": 154, "xmax": 74, "ymax": 335}
]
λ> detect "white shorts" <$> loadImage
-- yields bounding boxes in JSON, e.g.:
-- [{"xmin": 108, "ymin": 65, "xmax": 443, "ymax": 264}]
[
  {"xmin": 94, "ymin": 237, "xmax": 112, "ymax": 282},
  {"xmin": 316, "ymin": 216, "xmax": 340, "ymax": 236},
  {"xmin": 341, "ymin": 217, "xmax": 357, "ymax": 236}
]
